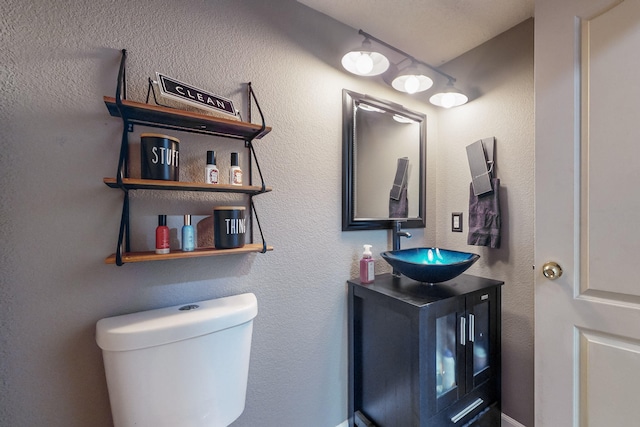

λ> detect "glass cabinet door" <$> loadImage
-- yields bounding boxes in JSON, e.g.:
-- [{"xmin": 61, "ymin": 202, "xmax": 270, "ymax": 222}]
[
  {"xmin": 432, "ymin": 296, "xmax": 466, "ymax": 414},
  {"xmin": 429, "ymin": 285, "xmax": 500, "ymax": 418},
  {"xmin": 435, "ymin": 312, "xmax": 458, "ymax": 398},
  {"xmin": 468, "ymin": 289, "xmax": 497, "ymax": 389}
]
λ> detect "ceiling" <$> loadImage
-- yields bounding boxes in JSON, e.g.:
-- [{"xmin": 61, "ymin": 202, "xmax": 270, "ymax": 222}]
[{"xmin": 297, "ymin": 0, "xmax": 534, "ymax": 66}]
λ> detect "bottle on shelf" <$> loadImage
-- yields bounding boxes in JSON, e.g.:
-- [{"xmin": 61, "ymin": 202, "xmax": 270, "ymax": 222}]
[
  {"xmin": 230, "ymin": 152, "xmax": 242, "ymax": 186},
  {"xmin": 155, "ymin": 215, "xmax": 170, "ymax": 254},
  {"xmin": 182, "ymin": 215, "xmax": 195, "ymax": 252},
  {"xmin": 205, "ymin": 150, "xmax": 219, "ymax": 184}
]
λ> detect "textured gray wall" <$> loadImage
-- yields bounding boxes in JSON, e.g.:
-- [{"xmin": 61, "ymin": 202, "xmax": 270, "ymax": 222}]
[
  {"xmin": 0, "ymin": 1, "xmax": 435, "ymax": 426},
  {"xmin": 435, "ymin": 19, "xmax": 535, "ymax": 427},
  {"xmin": 0, "ymin": 1, "xmax": 532, "ymax": 426}
]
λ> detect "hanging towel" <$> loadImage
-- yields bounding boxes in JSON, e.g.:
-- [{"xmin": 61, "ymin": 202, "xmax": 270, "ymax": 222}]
[
  {"xmin": 389, "ymin": 187, "xmax": 408, "ymax": 218},
  {"xmin": 389, "ymin": 157, "xmax": 409, "ymax": 218},
  {"xmin": 467, "ymin": 178, "xmax": 501, "ymax": 248}
]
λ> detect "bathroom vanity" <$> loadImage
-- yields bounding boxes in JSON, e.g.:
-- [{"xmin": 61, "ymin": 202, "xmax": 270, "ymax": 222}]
[{"xmin": 347, "ymin": 273, "xmax": 503, "ymax": 426}]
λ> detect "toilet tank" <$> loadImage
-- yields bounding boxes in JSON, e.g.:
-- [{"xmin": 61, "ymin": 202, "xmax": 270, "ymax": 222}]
[{"xmin": 96, "ymin": 293, "xmax": 257, "ymax": 427}]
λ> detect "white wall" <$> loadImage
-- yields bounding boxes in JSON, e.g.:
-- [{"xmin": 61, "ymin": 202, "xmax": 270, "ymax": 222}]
[
  {"xmin": 435, "ymin": 19, "xmax": 535, "ymax": 426},
  {"xmin": 0, "ymin": 1, "xmax": 533, "ymax": 426}
]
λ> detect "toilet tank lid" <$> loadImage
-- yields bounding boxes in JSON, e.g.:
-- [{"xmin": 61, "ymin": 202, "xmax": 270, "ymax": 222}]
[{"xmin": 96, "ymin": 293, "xmax": 257, "ymax": 352}]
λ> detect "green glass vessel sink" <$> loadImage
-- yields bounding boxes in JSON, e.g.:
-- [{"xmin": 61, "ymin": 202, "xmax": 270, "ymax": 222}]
[{"xmin": 381, "ymin": 248, "xmax": 480, "ymax": 283}]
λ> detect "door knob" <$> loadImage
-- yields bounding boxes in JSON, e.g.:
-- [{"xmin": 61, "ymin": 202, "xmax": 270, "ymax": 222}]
[{"xmin": 542, "ymin": 262, "xmax": 563, "ymax": 280}]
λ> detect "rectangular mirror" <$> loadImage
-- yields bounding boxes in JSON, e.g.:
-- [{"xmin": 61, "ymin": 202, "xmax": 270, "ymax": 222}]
[{"xmin": 342, "ymin": 89, "xmax": 426, "ymax": 230}]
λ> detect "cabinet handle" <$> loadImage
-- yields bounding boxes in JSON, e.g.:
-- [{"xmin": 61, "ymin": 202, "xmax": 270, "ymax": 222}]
[
  {"xmin": 469, "ymin": 314, "xmax": 475, "ymax": 343},
  {"xmin": 460, "ymin": 316, "xmax": 466, "ymax": 346},
  {"xmin": 450, "ymin": 398, "xmax": 484, "ymax": 423}
]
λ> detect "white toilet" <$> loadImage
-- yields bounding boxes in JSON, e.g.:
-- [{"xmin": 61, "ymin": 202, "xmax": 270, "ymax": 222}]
[{"xmin": 96, "ymin": 293, "xmax": 257, "ymax": 427}]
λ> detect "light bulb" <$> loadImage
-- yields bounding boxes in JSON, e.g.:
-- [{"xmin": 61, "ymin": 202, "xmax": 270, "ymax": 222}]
[
  {"xmin": 342, "ymin": 37, "xmax": 390, "ymax": 76},
  {"xmin": 355, "ymin": 53, "xmax": 374, "ymax": 75},
  {"xmin": 393, "ymin": 114, "xmax": 414, "ymax": 123},
  {"xmin": 404, "ymin": 75, "xmax": 420, "ymax": 94},
  {"xmin": 441, "ymin": 93, "xmax": 457, "ymax": 109},
  {"xmin": 430, "ymin": 84, "xmax": 468, "ymax": 108}
]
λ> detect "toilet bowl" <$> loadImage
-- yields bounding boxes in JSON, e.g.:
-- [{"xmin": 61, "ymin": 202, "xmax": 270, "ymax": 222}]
[{"xmin": 96, "ymin": 293, "xmax": 257, "ymax": 427}]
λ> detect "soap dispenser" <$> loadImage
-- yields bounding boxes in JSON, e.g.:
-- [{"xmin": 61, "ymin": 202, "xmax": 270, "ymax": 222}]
[{"xmin": 359, "ymin": 244, "xmax": 375, "ymax": 284}]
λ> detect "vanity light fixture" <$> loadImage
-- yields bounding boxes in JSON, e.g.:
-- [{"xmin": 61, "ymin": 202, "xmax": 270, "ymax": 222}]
[
  {"xmin": 429, "ymin": 79, "xmax": 469, "ymax": 109},
  {"xmin": 341, "ymin": 38, "xmax": 390, "ymax": 76},
  {"xmin": 342, "ymin": 30, "xmax": 468, "ymax": 108}
]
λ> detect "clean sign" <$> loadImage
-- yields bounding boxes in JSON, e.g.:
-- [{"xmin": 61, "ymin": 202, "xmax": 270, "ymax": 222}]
[{"xmin": 156, "ymin": 73, "xmax": 237, "ymax": 117}]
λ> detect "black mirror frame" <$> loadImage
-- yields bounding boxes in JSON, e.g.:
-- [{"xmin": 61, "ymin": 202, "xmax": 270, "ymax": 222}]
[{"xmin": 342, "ymin": 89, "xmax": 427, "ymax": 231}]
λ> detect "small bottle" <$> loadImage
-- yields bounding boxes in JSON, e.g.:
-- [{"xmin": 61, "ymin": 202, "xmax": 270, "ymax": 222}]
[
  {"xmin": 442, "ymin": 349, "xmax": 456, "ymax": 390},
  {"xmin": 230, "ymin": 152, "xmax": 242, "ymax": 186},
  {"xmin": 359, "ymin": 244, "xmax": 375, "ymax": 284},
  {"xmin": 205, "ymin": 151, "xmax": 219, "ymax": 184},
  {"xmin": 155, "ymin": 215, "xmax": 170, "ymax": 254},
  {"xmin": 182, "ymin": 214, "xmax": 195, "ymax": 252}
]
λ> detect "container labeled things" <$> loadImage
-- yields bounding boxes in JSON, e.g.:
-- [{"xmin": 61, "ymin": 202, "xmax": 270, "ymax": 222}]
[{"xmin": 214, "ymin": 206, "xmax": 246, "ymax": 249}]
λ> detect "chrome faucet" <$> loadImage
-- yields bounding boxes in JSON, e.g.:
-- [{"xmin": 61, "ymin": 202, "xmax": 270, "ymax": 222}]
[
  {"xmin": 392, "ymin": 220, "xmax": 412, "ymax": 251},
  {"xmin": 392, "ymin": 221, "xmax": 412, "ymax": 276}
]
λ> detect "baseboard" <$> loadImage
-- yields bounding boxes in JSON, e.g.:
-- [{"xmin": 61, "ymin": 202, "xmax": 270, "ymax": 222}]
[
  {"xmin": 338, "ymin": 413, "xmax": 525, "ymax": 427},
  {"xmin": 501, "ymin": 413, "xmax": 527, "ymax": 427}
]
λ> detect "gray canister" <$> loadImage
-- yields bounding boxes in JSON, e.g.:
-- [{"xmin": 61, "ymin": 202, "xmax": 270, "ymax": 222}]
[
  {"xmin": 140, "ymin": 133, "xmax": 180, "ymax": 180},
  {"xmin": 214, "ymin": 206, "xmax": 246, "ymax": 249}
]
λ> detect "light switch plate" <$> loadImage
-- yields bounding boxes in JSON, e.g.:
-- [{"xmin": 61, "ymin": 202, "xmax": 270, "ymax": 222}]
[{"xmin": 452, "ymin": 212, "xmax": 463, "ymax": 232}]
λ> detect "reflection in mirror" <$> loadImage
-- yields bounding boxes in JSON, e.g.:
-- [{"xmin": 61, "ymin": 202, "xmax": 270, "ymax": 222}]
[{"xmin": 342, "ymin": 89, "xmax": 426, "ymax": 230}]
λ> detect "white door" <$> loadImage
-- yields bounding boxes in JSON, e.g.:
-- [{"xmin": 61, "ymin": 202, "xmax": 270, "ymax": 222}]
[{"xmin": 535, "ymin": 0, "xmax": 640, "ymax": 425}]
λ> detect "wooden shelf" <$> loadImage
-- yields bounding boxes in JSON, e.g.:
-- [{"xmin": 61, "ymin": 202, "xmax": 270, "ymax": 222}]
[
  {"xmin": 104, "ymin": 96, "xmax": 271, "ymax": 139},
  {"xmin": 105, "ymin": 244, "xmax": 274, "ymax": 264},
  {"xmin": 104, "ymin": 177, "xmax": 272, "ymax": 194},
  {"xmin": 103, "ymin": 67, "xmax": 272, "ymax": 265}
]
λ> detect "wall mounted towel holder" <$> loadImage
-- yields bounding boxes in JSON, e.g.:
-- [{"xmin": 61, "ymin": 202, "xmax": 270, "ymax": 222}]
[{"xmin": 466, "ymin": 137, "xmax": 495, "ymax": 196}]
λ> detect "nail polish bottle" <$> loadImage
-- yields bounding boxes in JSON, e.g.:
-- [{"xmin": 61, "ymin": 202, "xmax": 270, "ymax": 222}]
[
  {"xmin": 230, "ymin": 152, "xmax": 242, "ymax": 186},
  {"xmin": 155, "ymin": 215, "xmax": 170, "ymax": 254},
  {"xmin": 182, "ymin": 215, "xmax": 195, "ymax": 252},
  {"xmin": 205, "ymin": 151, "xmax": 219, "ymax": 184}
]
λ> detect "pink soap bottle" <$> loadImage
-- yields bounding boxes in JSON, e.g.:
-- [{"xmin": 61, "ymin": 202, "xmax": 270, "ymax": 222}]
[{"xmin": 359, "ymin": 244, "xmax": 375, "ymax": 284}]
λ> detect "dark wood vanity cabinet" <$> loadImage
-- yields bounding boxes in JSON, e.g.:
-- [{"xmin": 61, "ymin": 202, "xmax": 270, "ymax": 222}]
[{"xmin": 348, "ymin": 273, "xmax": 503, "ymax": 427}]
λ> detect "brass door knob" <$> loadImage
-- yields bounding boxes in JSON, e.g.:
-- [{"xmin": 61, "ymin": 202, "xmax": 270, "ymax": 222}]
[{"xmin": 542, "ymin": 262, "xmax": 563, "ymax": 280}]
